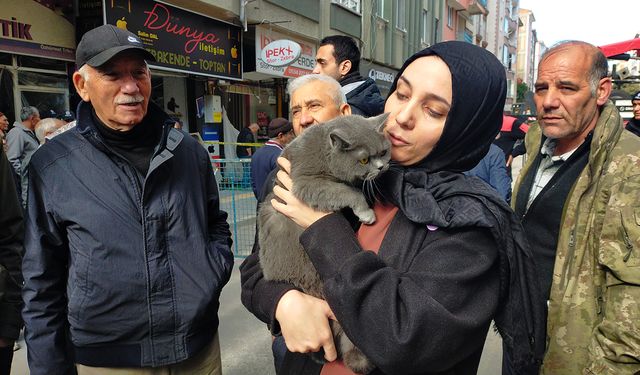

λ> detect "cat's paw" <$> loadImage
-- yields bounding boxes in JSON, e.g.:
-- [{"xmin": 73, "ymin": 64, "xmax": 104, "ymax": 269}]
[
  {"xmin": 355, "ymin": 208, "xmax": 376, "ymax": 224},
  {"xmin": 343, "ymin": 347, "xmax": 375, "ymax": 374}
]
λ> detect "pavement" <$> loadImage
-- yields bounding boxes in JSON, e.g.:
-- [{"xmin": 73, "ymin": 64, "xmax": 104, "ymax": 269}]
[
  {"xmin": 11, "ymin": 156, "xmax": 524, "ymax": 374},
  {"xmin": 10, "ymin": 260, "xmax": 276, "ymax": 375},
  {"xmin": 10, "ymin": 262, "xmax": 504, "ymax": 375}
]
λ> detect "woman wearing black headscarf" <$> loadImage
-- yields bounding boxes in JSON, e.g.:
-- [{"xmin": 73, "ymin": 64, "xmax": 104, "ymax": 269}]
[{"xmin": 244, "ymin": 41, "xmax": 545, "ymax": 375}]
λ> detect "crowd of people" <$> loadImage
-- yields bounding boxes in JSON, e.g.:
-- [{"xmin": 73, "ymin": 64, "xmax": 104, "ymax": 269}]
[{"xmin": 0, "ymin": 23, "xmax": 639, "ymax": 375}]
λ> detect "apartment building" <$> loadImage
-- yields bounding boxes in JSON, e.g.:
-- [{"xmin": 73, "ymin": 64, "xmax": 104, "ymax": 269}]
[
  {"xmin": 486, "ymin": 0, "xmax": 520, "ymax": 111},
  {"xmin": 516, "ymin": 8, "xmax": 536, "ymax": 90}
]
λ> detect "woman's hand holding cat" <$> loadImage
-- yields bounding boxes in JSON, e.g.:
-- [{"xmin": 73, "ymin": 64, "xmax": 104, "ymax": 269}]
[
  {"xmin": 271, "ymin": 157, "xmax": 330, "ymax": 228},
  {"xmin": 275, "ymin": 289, "xmax": 338, "ymax": 362}
]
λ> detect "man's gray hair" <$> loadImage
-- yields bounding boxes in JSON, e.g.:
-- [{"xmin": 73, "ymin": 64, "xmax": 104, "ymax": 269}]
[
  {"xmin": 540, "ymin": 40, "xmax": 609, "ymax": 96},
  {"xmin": 34, "ymin": 118, "xmax": 60, "ymax": 144},
  {"xmin": 78, "ymin": 64, "xmax": 90, "ymax": 81},
  {"xmin": 287, "ymin": 74, "xmax": 347, "ymax": 108},
  {"xmin": 20, "ymin": 106, "xmax": 39, "ymax": 121}
]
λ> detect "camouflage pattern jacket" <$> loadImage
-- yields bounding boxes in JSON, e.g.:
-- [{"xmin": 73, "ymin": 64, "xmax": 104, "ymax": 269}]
[{"xmin": 513, "ymin": 102, "xmax": 640, "ymax": 375}]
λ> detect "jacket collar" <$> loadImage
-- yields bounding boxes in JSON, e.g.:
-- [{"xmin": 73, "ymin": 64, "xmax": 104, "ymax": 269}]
[
  {"xmin": 75, "ymin": 100, "xmax": 173, "ymax": 150},
  {"xmin": 13, "ymin": 120, "xmax": 35, "ymax": 134},
  {"xmin": 587, "ymin": 101, "xmax": 623, "ymax": 172}
]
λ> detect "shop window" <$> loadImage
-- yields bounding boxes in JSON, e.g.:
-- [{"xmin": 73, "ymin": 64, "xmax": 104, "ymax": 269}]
[
  {"xmin": 0, "ymin": 68, "xmax": 15, "ymax": 122},
  {"xmin": 21, "ymin": 91, "xmax": 67, "ymax": 115},
  {"xmin": 0, "ymin": 52, "xmax": 12, "ymax": 66},
  {"xmin": 17, "ymin": 55, "xmax": 67, "ymax": 71},
  {"xmin": 151, "ymin": 76, "xmax": 164, "ymax": 110},
  {"xmin": 18, "ymin": 71, "xmax": 67, "ymax": 89}
]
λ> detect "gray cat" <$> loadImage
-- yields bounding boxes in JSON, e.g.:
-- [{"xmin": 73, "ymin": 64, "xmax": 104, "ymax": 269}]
[{"xmin": 258, "ymin": 113, "xmax": 391, "ymax": 374}]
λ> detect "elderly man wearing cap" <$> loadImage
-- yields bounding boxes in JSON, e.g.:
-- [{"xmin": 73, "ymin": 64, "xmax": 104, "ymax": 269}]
[
  {"xmin": 249, "ymin": 117, "xmax": 294, "ymax": 198},
  {"xmin": 627, "ymin": 90, "xmax": 640, "ymax": 137},
  {"xmin": 22, "ymin": 24, "xmax": 234, "ymax": 375}
]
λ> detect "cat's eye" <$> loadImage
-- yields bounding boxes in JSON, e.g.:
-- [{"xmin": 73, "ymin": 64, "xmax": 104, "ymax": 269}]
[{"xmin": 359, "ymin": 157, "xmax": 369, "ymax": 165}]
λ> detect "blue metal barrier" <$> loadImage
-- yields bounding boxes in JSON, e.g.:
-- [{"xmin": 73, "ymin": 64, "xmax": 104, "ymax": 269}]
[{"xmin": 214, "ymin": 158, "xmax": 257, "ymax": 257}]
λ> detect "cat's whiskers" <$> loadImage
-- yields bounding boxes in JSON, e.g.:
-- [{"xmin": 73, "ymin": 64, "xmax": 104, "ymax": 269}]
[
  {"xmin": 371, "ymin": 179, "xmax": 383, "ymax": 200},
  {"xmin": 362, "ymin": 179, "xmax": 373, "ymax": 200}
]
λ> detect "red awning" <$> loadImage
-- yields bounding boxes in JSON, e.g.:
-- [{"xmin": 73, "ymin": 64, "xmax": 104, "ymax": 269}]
[{"xmin": 599, "ymin": 38, "xmax": 640, "ymax": 58}]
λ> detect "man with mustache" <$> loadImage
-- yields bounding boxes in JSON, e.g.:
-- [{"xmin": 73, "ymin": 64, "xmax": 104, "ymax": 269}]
[
  {"xmin": 21, "ymin": 24, "xmax": 234, "ymax": 375},
  {"xmin": 512, "ymin": 41, "xmax": 640, "ymax": 374}
]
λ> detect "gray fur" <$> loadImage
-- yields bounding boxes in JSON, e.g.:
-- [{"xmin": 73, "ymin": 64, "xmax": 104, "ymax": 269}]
[{"xmin": 258, "ymin": 113, "xmax": 390, "ymax": 374}]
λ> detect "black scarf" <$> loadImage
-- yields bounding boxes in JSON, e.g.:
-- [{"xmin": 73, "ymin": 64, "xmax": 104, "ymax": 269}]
[
  {"xmin": 340, "ymin": 71, "xmax": 365, "ymax": 86},
  {"xmin": 379, "ymin": 41, "xmax": 545, "ymax": 373}
]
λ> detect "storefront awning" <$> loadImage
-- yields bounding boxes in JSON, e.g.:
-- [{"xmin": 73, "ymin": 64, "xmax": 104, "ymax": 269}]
[{"xmin": 599, "ymin": 38, "xmax": 640, "ymax": 58}]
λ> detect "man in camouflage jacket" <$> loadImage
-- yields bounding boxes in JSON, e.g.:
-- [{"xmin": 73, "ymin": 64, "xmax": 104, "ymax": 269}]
[{"xmin": 513, "ymin": 41, "xmax": 640, "ymax": 375}]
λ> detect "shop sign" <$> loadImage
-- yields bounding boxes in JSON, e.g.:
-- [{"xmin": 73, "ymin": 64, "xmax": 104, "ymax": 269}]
[
  {"xmin": 360, "ymin": 62, "xmax": 397, "ymax": 97},
  {"xmin": 368, "ymin": 69, "xmax": 395, "ymax": 84},
  {"xmin": 615, "ymin": 99, "xmax": 633, "ymax": 120},
  {"xmin": 104, "ymin": 0, "xmax": 242, "ymax": 80},
  {"xmin": 0, "ymin": 0, "xmax": 75, "ymax": 61},
  {"xmin": 255, "ymin": 26, "xmax": 315, "ymax": 78},
  {"xmin": 260, "ymin": 39, "xmax": 301, "ymax": 67}
]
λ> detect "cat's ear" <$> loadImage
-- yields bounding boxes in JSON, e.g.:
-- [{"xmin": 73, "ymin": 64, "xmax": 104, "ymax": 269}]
[
  {"xmin": 370, "ymin": 112, "xmax": 390, "ymax": 133},
  {"xmin": 329, "ymin": 128, "xmax": 353, "ymax": 150}
]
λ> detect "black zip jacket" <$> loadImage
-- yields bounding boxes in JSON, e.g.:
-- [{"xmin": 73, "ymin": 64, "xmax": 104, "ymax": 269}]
[
  {"xmin": 343, "ymin": 76, "xmax": 385, "ymax": 117},
  {"xmin": 22, "ymin": 101, "xmax": 234, "ymax": 374},
  {"xmin": 0, "ymin": 148, "xmax": 24, "ymax": 341}
]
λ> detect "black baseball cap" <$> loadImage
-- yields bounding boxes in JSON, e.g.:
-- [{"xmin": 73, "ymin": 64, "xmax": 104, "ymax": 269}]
[
  {"xmin": 76, "ymin": 24, "xmax": 155, "ymax": 68},
  {"xmin": 41, "ymin": 109, "xmax": 57, "ymax": 119},
  {"xmin": 59, "ymin": 110, "xmax": 75, "ymax": 121}
]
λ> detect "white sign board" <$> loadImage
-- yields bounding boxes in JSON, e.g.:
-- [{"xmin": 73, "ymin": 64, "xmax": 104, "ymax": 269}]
[
  {"xmin": 255, "ymin": 26, "xmax": 316, "ymax": 78},
  {"xmin": 261, "ymin": 40, "xmax": 301, "ymax": 67}
]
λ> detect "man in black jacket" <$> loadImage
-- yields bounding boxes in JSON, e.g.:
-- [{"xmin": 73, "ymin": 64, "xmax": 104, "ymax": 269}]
[
  {"xmin": 0, "ymin": 148, "xmax": 23, "ymax": 375},
  {"xmin": 312, "ymin": 35, "xmax": 384, "ymax": 117},
  {"xmin": 22, "ymin": 24, "xmax": 234, "ymax": 375},
  {"xmin": 627, "ymin": 90, "xmax": 640, "ymax": 136}
]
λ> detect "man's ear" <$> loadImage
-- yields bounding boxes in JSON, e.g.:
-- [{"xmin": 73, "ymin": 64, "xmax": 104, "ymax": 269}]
[
  {"xmin": 595, "ymin": 77, "xmax": 612, "ymax": 106},
  {"xmin": 72, "ymin": 71, "xmax": 91, "ymax": 102},
  {"xmin": 339, "ymin": 59, "xmax": 352, "ymax": 77},
  {"xmin": 340, "ymin": 103, "xmax": 352, "ymax": 116}
]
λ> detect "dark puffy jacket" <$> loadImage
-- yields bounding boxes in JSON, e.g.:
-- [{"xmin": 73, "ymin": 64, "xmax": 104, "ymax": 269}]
[
  {"xmin": 464, "ymin": 144, "xmax": 512, "ymax": 203},
  {"xmin": 626, "ymin": 117, "xmax": 640, "ymax": 137},
  {"xmin": 22, "ymin": 101, "xmax": 234, "ymax": 375},
  {"xmin": 345, "ymin": 78, "xmax": 385, "ymax": 117},
  {"xmin": 0, "ymin": 148, "xmax": 23, "ymax": 341}
]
